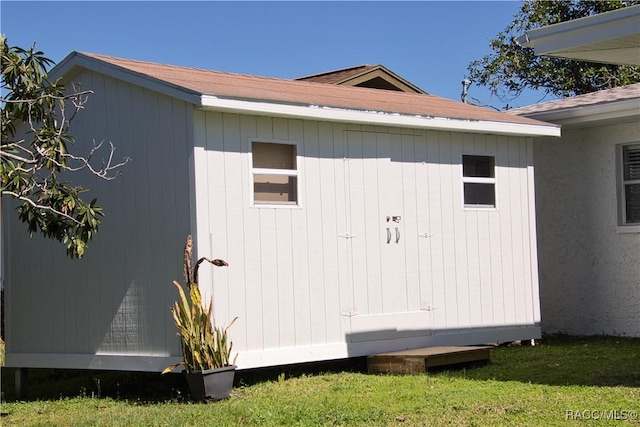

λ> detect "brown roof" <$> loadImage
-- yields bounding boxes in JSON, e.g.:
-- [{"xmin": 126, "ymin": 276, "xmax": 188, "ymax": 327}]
[
  {"xmin": 296, "ymin": 65, "xmax": 379, "ymax": 84},
  {"xmin": 76, "ymin": 52, "xmax": 553, "ymax": 128},
  {"xmin": 509, "ymin": 83, "xmax": 640, "ymax": 115},
  {"xmin": 296, "ymin": 64, "xmax": 426, "ymax": 94}
]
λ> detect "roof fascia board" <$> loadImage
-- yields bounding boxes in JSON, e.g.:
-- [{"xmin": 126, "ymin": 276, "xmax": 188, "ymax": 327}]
[
  {"xmin": 518, "ymin": 5, "xmax": 640, "ymax": 53},
  {"xmin": 49, "ymin": 52, "xmax": 202, "ymax": 105},
  {"xmin": 518, "ymin": 98, "xmax": 639, "ymax": 125},
  {"xmin": 200, "ymin": 95, "xmax": 560, "ymax": 137}
]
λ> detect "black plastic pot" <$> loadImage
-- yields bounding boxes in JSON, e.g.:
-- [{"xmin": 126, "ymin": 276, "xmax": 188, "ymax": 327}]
[{"xmin": 184, "ymin": 365, "xmax": 236, "ymax": 401}]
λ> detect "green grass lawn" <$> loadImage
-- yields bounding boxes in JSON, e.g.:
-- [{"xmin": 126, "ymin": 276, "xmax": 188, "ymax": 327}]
[{"xmin": 1, "ymin": 336, "xmax": 639, "ymax": 426}]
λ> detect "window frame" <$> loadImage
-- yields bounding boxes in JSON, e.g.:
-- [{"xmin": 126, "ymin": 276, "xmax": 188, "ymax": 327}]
[
  {"xmin": 249, "ymin": 139, "xmax": 301, "ymax": 208},
  {"xmin": 617, "ymin": 142, "xmax": 640, "ymax": 230},
  {"xmin": 461, "ymin": 153, "xmax": 497, "ymax": 210}
]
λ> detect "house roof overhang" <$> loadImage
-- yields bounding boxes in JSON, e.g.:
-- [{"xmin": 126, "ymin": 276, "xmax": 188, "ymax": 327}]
[
  {"xmin": 512, "ymin": 98, "xmax": 639, "ymax": 127},
  {"xmin": 516, "ymin": 5, "xmax": 640, "ymax": 66},
  {"xmin": 50, "ymin": 51, "xmax": 560, "ymax": 138},
  {"xmin": 508, "ymin": 83, "xmax": 640, "ymax": 127}
]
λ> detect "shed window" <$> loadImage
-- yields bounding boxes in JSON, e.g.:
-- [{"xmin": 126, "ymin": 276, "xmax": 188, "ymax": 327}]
[
  {"xmin": 620, "ymin": 143, "xmax": 640, "ymax": 225},
  {"xmin": 251, "ymin": 141, "xmax": 298, "ymax": 205},
  {"xmin": 462, "ymin": 155, "xmax": 496, "ymax": 207}
]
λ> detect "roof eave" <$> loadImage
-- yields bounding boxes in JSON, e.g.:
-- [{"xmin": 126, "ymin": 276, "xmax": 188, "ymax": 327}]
[
  {"xmin": 515, "ymin": 98, "xmax": 639, "ymax": 126},
  {"xmin": 517, "ymin": 5, "xmax": 640, "ymax": 66},
  {"xmin": 199, "ymin": 95, "xmax": 561, "ymax": 137},
  {"xmin": 49, "ymin": 51, "xmax": 202, "ymax": 105}
]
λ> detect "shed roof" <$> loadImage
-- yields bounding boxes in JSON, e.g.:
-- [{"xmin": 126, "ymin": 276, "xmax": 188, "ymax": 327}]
[{"xmin": 52, "ymin": 51, "xmax": 560, "ymax": 137}]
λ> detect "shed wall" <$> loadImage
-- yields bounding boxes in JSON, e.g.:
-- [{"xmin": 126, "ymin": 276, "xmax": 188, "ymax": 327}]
[
  {"xmin": 3, "ymin": 73, "xmax": 543, "ymax": 371},
  {"xmin": 534, "ymin": 120, "xmax": 640, "ymax": 337},
  {"xmin": 192, "ymin": 111, "xmax": 541, "ymax": 368},
  {"xmin": 4, "ymin": 69, "xmax": 193, "ymax": 369}
]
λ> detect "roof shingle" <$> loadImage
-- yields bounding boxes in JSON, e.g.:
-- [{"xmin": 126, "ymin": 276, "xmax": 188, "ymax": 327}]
[
  {"xmin": 77, "ymin": 52, "xmax": 554, "ymax": 129},
  {"xmin": 508, "ymin": 83, "xmax": 640, "ymax": 115}
]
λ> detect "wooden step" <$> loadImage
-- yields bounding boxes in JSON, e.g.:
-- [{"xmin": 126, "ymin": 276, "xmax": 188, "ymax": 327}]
[{"xmin": 367, "ymin": 346, "xmax": 492, "ymax": 374}]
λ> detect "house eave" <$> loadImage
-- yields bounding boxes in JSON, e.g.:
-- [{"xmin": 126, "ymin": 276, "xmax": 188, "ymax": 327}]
[
  {"xmin": 516, "ymin": 5, "xmax": 640, "ymax": 66},
  {"xmin": 199, "ymin": 95, "xmax": 561, "ymax": 137},
  {"xmin": 517, "ymin": 98, "xmax": 639, "ymax": 126}
]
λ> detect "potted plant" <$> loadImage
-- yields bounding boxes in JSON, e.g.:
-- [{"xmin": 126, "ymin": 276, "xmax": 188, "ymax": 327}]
[{"xmin": 162, "ymin": 235, "xmax": 238, "ymax": 401}]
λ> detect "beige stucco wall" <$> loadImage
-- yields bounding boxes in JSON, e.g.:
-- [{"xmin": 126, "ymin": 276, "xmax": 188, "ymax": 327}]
[{"xmin": 534, "ymin": 120, "xmax": 640, "ymax": 337}]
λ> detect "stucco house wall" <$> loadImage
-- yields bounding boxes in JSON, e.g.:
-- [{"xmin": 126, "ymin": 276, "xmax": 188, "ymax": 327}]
[{"xmin": 534, "ymin": 121, "xmax": 640, "ymax": 336}]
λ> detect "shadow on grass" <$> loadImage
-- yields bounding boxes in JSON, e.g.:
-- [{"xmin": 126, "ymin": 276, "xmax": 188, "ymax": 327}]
[
  {"xmin": 0, "ymin": 357, "xmax": 368, "ymax": 403},
  {"xmin": 2, "ymin": 335, "xmax": 638, "ymax": 402},
  {"xmin": 1, "ymin": 368, "xmax": 189, "ymax": 403},
  {"xmin": 435, "ymin": 335, "xmax": 640, "ymax": 388}
]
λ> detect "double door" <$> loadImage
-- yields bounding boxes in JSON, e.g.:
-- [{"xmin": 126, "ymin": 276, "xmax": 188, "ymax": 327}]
[{"xmin": 340, "ymin": 131, "xmax": 432, "ymax": 342}]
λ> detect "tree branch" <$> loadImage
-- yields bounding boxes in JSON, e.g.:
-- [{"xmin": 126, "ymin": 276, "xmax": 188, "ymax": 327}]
[{"xmin": 1, "ymin": 189, "xmax": 82, "ymax": 225}]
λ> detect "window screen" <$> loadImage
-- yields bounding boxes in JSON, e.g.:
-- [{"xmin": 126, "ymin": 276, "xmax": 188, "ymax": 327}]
[
  {"xmin": 252, "ymin": 142, "xmax": 298, "ymax": 205},
  {"xmin": 622, "ymin": 144, "xmax": 640, "ymax": 224},
  {"xmin": 462, "ymin": 155, "xmax": 496, "ymax": 207}
]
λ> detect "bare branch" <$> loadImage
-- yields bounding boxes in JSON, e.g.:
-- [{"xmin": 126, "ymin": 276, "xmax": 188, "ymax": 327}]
[
  {"xmin": 27, "ymin": 139, "xmax": 132, "ymax": 180},
  {"xmin": 64, "ymin": 140, "xmax": 131, "ymax": 180},
  {"xmin": 1, "ymin": 189, "xmax": 83, "ymax": 225},
  {"xmin": 1, "ymin": 149, "xmax": 38, "ymax": 164}
]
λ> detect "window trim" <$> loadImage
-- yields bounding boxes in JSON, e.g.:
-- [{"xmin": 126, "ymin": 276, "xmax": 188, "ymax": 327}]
[
  {"xmin": 617, "ymin": 142, "xmax": 640, "ymax": 231},
  {"xmin": 249, "ymin": 139, "xmax": 301, "ymax": 208},
  {"xmin": 461, "ymin": 153, "xmax": 497, "ymax": 210}
]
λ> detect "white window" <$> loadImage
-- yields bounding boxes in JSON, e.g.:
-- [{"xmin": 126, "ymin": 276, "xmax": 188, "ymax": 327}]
[
  {"xmin": 251, "ymin": 141, "xmax": 298, "ymax": 206},
  {"xmin": 620, "ymin": 143, "xmax": 640, "ymax": 225},
  {"xmin": 462, "ymin": 155, "xmax": 496, "ymax": 208}
]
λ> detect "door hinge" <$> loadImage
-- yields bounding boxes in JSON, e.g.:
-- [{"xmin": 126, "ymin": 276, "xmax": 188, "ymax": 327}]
[{"xmin": 340, "ymin": 310, "xmax": 359, "ymax": 317}]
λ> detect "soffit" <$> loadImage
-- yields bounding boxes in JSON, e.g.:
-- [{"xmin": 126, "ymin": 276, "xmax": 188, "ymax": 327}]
[{"xmin": 518, "ymin": 5, "xmax": 640, "ymax": 66}]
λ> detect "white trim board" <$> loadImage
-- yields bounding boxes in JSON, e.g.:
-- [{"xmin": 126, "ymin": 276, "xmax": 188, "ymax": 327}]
[
  {"xmin": 199, "ymin": 96, "xmax": 561, "ymax": 138},
  {"xmin": 5, "ymin": 326, "xmax": 540, "ymax": 371}
]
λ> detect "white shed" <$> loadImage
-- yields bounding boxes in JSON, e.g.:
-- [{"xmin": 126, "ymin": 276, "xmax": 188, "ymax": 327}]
[{"xmin": 2, "ymin": 52, "xmax": 559, "ymax": 372}]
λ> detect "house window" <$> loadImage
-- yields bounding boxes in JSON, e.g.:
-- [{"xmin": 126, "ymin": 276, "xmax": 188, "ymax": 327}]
[
  {"xmin": 251, "ymin": 141, "xmax": 298, "ymax": 205},
  {"xmin": 462, "ymin": 155, "xmax": 496, "ymax": 208},
  {"xmin": 620, "ymin": 143, "xmax": 640, "ymax": 225}
]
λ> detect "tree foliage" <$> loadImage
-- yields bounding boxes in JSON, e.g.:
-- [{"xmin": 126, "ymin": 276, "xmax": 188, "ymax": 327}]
[
  {"xmin": 1, "ymin": 36, "xmax": 128, "ymax": 258},
  {"xmin": 467, "ymin": 0, "xmax": 640, "ymax": 107}
]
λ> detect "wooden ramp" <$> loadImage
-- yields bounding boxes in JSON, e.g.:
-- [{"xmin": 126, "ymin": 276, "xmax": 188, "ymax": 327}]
[{"xmin": 367, "ymin": 346, "xmax": 492, "ymax": 374}]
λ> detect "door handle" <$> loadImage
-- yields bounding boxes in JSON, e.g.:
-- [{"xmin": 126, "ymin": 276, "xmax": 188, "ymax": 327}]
[
  {"xmin": 387, "ymin": 228, "xmax": 391, "ymax": 244},
  {"xmin": 395, "ymin": 227, "xmax": 400, "ymax": 243}
]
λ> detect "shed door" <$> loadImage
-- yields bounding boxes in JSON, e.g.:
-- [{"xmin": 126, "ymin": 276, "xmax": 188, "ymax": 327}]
[{"xmin": 342, "ymin": 131, "xmax": 431, "ymax": 343}]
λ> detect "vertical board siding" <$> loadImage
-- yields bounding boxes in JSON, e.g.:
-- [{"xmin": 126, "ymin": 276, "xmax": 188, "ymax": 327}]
[
  {"xmin": 273, "ymin": 118, "xmax": 296, "ymax": 349},
  {"xmin": 303, "ymin": 120, "xmax": 327, "ymax": 345},
  {"xmin": 197, "ymin": 115, "xmax": 539, "ymax": 357},
  {"xmin": 6, "ymin": 74, "xmax": 539, "ymax": 370},
  {"xmin": 426, "ymin": 131, "xmax": 447, "ymax": 330},
  {"xmin": 318, "ymin": 121, "xmax": 344, "ymax": 343},
  {"xmin": 413, "ymin": 132, "xmax": 431, "ymax": 316},
  {"xmin": 401, "ymin": 134, "xmax": 421, "ymax": 314},
  {"xmin": 291, "ymin": 120, "xmax": 312, "ymax": 347},
  {"xmin": 238, "ymin": 114, "xmax": 263, "ymax": 351},
  {"xmin": 5, "ymin": 70, "xmax": 192, "ymax": 357}
]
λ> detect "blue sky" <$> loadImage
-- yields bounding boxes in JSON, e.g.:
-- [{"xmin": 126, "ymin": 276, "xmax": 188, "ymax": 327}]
[{"xmin": 1, "ymin": 1, "xmax": 555, "ymax": 109}]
